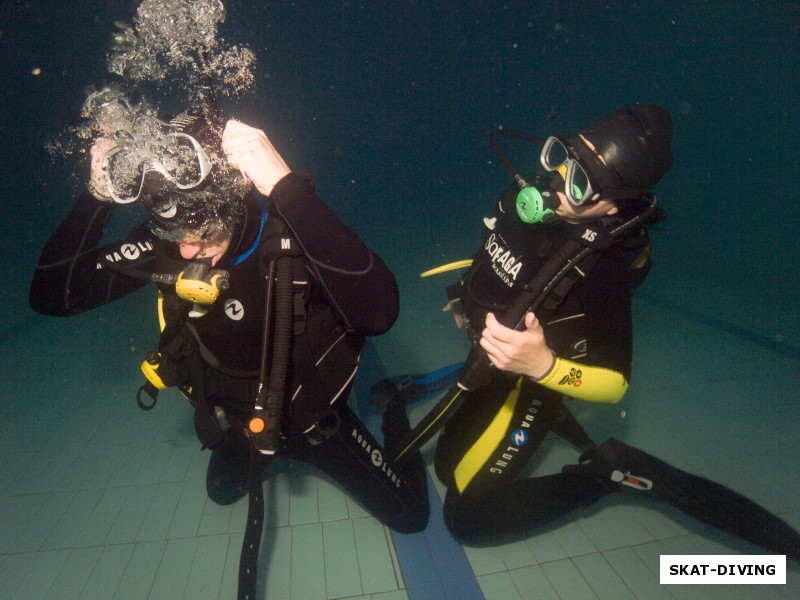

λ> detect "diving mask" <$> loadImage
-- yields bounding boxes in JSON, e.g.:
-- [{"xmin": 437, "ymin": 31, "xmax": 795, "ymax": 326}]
[
  {"xmin": 102, "ymin": 130, "xmax": 212, "ymax": 204},
  {"xmin": 540, "ymin": 136, "xmax": 598, "ymax": 206}
]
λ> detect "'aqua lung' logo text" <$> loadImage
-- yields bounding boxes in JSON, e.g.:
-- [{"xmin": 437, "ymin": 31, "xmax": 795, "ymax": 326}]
[
  {"xmin": 97, "ymin": 241, "xmax": 154, "ymax": 268},
  {"xmin": 484, "ymin": 233, "xmax": 523, "ymax": 287},
  {"xmin": 490, "ymin": 398, "xmax": 542, "ymax": 475},
  {"xmin": 351, "ymin": 428, "xmax": 401, "ymax": 488}
]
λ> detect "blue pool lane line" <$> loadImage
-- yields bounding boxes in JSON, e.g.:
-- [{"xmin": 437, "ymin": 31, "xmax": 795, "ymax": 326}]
[{"xmin": 354, "ymin": 340, "xmax": 484, "ymax": 600}]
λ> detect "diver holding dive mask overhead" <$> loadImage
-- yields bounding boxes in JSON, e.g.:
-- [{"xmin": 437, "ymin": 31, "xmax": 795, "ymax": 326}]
[
  {"xmin": 386, "ymin": 104, "xmax": 800, "ymax": 558},
  {"xmin": 31, "ymin": 97, "xmax": 430, "ymax": 599},
  {"xmin": 88, "ymin": 108, "xmax": 240, "ymax": 309},
  {"xmin": 101, "ymin": 128, "xmax": 212, "ymax": 205}
]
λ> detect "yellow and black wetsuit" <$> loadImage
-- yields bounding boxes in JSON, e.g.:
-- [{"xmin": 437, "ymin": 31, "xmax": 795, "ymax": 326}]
[
  {"xmin": 433, "ymin": 181, "xmax": 650, "ymax": 543},
  {"xmin": 430, "ymin": 182, "xmax": 800, "ymax": 558}
]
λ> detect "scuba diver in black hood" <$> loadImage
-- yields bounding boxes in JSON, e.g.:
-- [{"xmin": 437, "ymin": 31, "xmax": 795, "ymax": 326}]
[
  {"xmin": 389, "ymin": 104, "xmax": 800, "ymax": 558},
  {"xmin": 30, "ymin": 102, "xmax": 430, "ymax": 548}
]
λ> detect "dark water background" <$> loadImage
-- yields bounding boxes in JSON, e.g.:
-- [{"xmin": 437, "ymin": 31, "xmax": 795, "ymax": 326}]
[{"xmin": 2, "ymin": 0, "xmax": 798, "ymax": 356}]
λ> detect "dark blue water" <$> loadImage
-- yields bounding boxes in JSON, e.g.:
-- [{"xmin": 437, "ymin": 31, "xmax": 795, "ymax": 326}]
[{"xmin": 2, "ymin": 0, "xmax": 798, "ymax": 353}]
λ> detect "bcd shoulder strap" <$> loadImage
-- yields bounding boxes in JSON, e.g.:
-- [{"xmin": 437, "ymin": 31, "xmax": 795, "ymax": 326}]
[{"xmin": 257, "ymin": 213, "xmax": 364, "ymax": 443}]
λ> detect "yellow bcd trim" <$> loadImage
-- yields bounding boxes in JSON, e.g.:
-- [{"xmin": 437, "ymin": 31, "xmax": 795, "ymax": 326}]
[
  {"xmin": 157, "ymin": 291, "xmax": 166, "ymax": 332},
  {"xmin": 140, "ymin": 356, "xmax": 167, "ymax": 389}
]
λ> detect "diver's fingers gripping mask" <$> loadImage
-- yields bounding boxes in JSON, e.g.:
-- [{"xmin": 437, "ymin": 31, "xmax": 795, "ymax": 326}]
[{"xmin": 102, "ymin": 132, "xmax": 212, "ymax": 204}]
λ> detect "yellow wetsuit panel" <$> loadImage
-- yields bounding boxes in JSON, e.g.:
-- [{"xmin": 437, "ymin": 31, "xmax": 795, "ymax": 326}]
[
  {"xmin": 536, "ymin": 357, "xmax": 628, "ymax": 403},
  {"xmin": 453, "ymin": 377, "xmax": 522, "ymax": 493}
]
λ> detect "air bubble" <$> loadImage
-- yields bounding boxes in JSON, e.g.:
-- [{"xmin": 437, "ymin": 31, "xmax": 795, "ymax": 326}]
[{"xmin": 107, "ymin": 0, "xmax": 256, "ymax": 98}]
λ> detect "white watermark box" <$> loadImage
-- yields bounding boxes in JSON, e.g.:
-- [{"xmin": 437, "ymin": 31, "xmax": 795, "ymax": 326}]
[{"xmin": 660, "ymin": 555, "xmax": 786, "ymax": 584}]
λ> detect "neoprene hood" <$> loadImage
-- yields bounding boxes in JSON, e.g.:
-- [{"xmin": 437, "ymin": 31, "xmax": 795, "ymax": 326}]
[{"xmin": 569, "ymin": 104, "xmax": 673, "ymax": 200}]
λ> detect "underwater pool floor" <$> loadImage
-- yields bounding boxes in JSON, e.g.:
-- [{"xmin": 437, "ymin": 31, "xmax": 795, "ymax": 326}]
[{"xmin": 1, "ymin": 294, "xmax": 798, "ymax": 599}]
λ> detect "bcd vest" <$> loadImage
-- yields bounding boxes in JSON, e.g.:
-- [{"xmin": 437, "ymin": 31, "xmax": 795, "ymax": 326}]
[{"xmin": 152, "ymin": 214, "xmax": 364, "ymax": 448}]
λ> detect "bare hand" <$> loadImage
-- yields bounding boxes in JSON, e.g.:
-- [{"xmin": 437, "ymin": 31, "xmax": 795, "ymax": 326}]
[
  {"xmin": 88, "ymin": 137, "xmax": 117, "ymax": 201},
  {"xmin": 479, "ymin": 312, "xmax": 555, "ymax": 379},
  {"xmin": 221, "ymin": 120, "xmax": 291, "ymax": 196}
]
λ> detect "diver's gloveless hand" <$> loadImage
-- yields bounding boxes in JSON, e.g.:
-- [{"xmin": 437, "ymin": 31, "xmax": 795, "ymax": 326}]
[
  {"xmin": 480, "ymin": 311, "xmax": 556, "ymax": 379},
  {"xmin": 221, "ymin": 119, "xmax": 291, "ymax": 196},
  {"xmin": 88, "ymin": 137, "xmax": 117, "ymax": 201}
]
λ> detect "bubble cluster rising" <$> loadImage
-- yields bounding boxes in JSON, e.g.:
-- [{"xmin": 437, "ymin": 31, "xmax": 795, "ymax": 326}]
[{"xmin": 108, "ymin": 0, "xmax": 256, "ymax": 97}]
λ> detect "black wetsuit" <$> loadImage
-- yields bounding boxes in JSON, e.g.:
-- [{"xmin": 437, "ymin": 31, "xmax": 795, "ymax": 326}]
[{"xmin": 30, "ymin": 174, "xmax": 429, "ymax": 533}]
